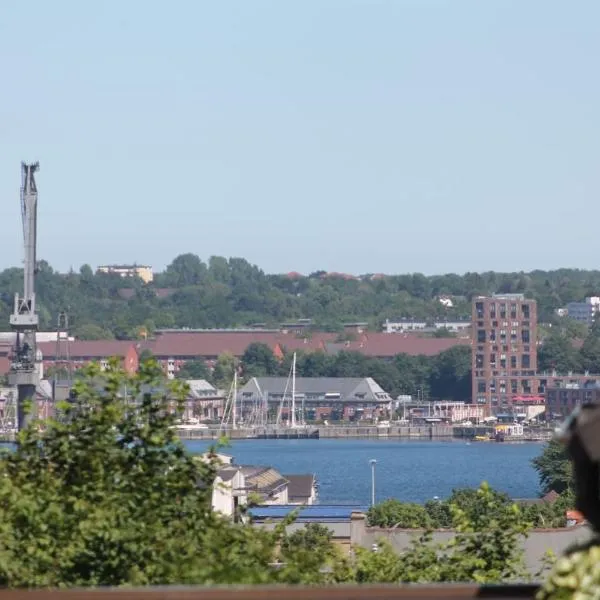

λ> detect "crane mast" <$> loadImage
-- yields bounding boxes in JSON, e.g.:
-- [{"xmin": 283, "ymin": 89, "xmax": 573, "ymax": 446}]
[{"xmin": 8, "ymin": 162, "xmax": 40, "ymax": 431}]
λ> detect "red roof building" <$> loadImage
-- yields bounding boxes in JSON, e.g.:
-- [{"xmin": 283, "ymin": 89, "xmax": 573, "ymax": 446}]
[{"xmin": 28, "ymin": 330, "xmax": 469, "ymax": 380}]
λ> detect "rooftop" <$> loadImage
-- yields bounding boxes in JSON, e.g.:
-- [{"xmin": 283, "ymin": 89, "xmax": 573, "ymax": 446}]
[{"xmin": 241, "ymin": 376, "xmax": 391, "ymax": 401}]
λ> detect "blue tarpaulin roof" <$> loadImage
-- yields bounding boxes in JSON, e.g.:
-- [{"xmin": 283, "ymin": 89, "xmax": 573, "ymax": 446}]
[{"xmin": 249, "ymin": 504, "xmax": 368, "ymax": 522}]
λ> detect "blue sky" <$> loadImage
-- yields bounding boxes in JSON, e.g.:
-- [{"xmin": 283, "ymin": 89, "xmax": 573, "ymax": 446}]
[{"xmin": 1, "ymin": 0, "xmax": 598, "ymax": 275}]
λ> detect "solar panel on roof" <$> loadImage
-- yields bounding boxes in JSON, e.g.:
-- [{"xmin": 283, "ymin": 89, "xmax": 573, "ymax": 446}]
[{"xmin": 249, "ymin": 504, "xmax": 368, "ymax": 521}]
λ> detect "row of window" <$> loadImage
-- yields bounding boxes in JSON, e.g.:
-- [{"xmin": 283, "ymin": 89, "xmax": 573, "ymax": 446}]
[
  {"xmin": 477, "ymin": 379, "xmax": 534, "ymax": 394},
  {"xmin": 477, "ymin": 329, "xmax": 530, "ymax": 343},
  {"xmin": 475, "ymin": 353, "xmax": 531, "ymax": 369},
  {"xmin": 475, "ymin": 302, "xmax": 531, "ymax": 320}
]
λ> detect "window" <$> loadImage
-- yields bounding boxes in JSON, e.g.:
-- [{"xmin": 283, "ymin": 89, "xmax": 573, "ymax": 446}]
[
  {"xmin": 500, "ymin": 355, "xmax": 506, "ymax": 368},
  {"xmin": 510, "ymin": 304, "xmax": 517, "ymax": 319},
  {"xmin": 475, "ymin": 302, "xmax": 484, "ymax": 318},
  {"xmin": 512, "ymin": 321, "xmax": 519, "ymax": 327},
  {"xmin": 489, "ymin": 330, "xmax": 496, "ymax": 341},
  {"xmin": 475, "ymin": 354, "xmax": 484, "ymax": 368},
  {"xmin": 477, "ymin": 330, "xmax": 486, "ymax": 343},
  {"xmin": 477, "ymin": 381, "xmax": 486, "ymax": 393},
  {"xmin": 522, "ymin": 354, "xmax": 530, "ymax": 368},
  {"xmin": 522, "ymin": 330, "xmax": 530, "ymax": 343},
  {"xmin": 492, "ymin": 320, "xmax": 498, "ymax": 327},
  {"xmin": 510, "ymin": 356, "xmax": 517, "ymax": 369},
  {"xmin": 490, "ymin": 353, "xmax": 496, "ymax": 365},
  {"xmin": 522, "ymin": 304, "xmax": 530, "ymax": 319},
  {"xmin": 511, "ymin": 380, "xmax": 518, "ymax": 394}
]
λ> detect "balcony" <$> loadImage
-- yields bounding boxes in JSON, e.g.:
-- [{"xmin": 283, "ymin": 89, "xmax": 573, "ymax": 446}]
[{"xmin": 0, "ymin": 584, "xmax": 539, "ymax": 598}]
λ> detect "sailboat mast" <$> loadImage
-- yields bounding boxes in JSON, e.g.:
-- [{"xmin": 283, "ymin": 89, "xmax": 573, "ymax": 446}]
[
  {"xmin": 232, "ymin": 371, "xmax": 237, "ymax": 429},
  {"xmin": 291, "ymin": 352, "xmax": 297, "ymax": 428}
]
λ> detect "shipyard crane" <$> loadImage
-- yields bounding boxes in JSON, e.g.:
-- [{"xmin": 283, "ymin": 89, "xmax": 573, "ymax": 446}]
[{"xmin": 8, "ymin": 162, "xmax": 40, "ymax": 431}]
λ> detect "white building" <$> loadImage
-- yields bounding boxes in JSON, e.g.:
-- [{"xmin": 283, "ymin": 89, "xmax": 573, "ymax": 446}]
[
  {"xmin": 566, "ymin": 297, "xmax": 600, "ymax": 327},
  {"xmin": 212, "ymin": 466, "xmax": 248, "ymax": 517},
  {"xmin": 96, "ymin": 264, "xmax": 153, "ymax": 284},
  {"xmin": 382, "ymin": 318, "xmax": 470, "ymax": 333},
  {"xmin": 430, "ymin": 401, "xmax": 484, "ymax": 423}
]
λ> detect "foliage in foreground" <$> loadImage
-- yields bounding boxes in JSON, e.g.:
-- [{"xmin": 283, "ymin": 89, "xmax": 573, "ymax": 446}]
[
  {"xmin": 531, "ymin": 439, "xmax": 573, "ymax": 496},
  {"xmin": 0, "ymin": 360, "xmax": 536, "ymax": 587},
  {"xmin": 536, "ymin": 540, "xmax": 600, "ymax": 600},
  {"xmin": 353, "ymin": 484, "xmax": 530, "ymax": 584},
  {"xmin": 0, "ymin": 360, "xmax": 328, "ymax": 587},
  {"xmin": 368, "ymin": 485, "xmax": 571, "ymax": 530}
]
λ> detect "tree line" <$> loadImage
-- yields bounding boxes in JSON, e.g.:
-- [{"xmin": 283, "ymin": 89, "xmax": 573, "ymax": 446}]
[
  {"xmin": 538, "ymin": 319, "xmax": 600, "ymax": 375},
  {"xmin": 175, "ymin": 342, "xmax": 472, "ymax": 401},
  {"xmin": 1, "ymin": 254, "xmax": 600, "ymax": 338}
]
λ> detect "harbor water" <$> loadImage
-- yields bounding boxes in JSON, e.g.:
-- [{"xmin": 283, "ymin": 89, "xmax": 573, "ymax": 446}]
[{"xmin": 184, "ymin": 438, "xmax": 544, "ymax": 504}]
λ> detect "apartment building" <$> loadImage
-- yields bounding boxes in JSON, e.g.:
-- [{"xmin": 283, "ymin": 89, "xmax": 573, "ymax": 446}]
[
  {"xmin": 96, "ymin": 264, "xmax": 154, "ymax": 284},
  {"xmin": 566, "ymin": 297, "xmax": 600, "ymax": 327},
  {"xmin": 471, "ymin": 294, "xmax": 538, "ymax": 412}
]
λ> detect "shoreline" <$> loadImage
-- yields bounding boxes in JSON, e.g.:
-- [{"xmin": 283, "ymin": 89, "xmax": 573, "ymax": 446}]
[{"xmin": 176, "ymin": 424, "xmax": 553, "ymax": 442}]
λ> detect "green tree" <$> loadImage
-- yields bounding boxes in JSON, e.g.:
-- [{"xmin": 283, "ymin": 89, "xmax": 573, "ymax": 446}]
[
  {"xmin": 176, "ymin": 359, "xmax": 212, "ymax": 381},
  {"xmin": 0, "ymin": 359, "xmax": 336, "ymax": 587},
  {"xmin": 73, "ymin": 323, "xmax": 115, "ymax": 340},
  {"xmin": 532, "ymin": 439, "xmax": 573, "ymax": 495},
  {"xmin": 212, "ymin": 352, "xmax": 236, "ymax": 389},
  {"xmin": 367, "ymin": 499, "xmax": 432, "ymax": 528},
  {"xmin": 538, "ymin": 333, "xmax": 581, "ymax": 373},
  {"xmin": 278, "ymin": 524, "xmax": 340, "ymax": 584},
  {"xmin": 428, "ymin": 346, "xmax": 472, "ymax": 402},
  {"xmin": 138, "ymin": 348, "xmax": 154, "ymax": 363},
  {"xmin": 241, "ymin": 343, "xmax": 278, "ymax": 377},
  {"xmin": 580, "ymin": 323, "xmax": 600, "ymax": 373},
  {"xmin": 347, "ymin": 483, "xmax": 529, "ymax": 584}
]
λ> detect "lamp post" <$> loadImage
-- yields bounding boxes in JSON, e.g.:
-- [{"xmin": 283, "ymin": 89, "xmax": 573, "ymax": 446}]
[{"xmin": 369, "ymin": 459, "xmax": 377, "ymax": 506}]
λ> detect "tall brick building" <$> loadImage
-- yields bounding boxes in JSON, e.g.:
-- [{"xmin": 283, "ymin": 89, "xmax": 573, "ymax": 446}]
[{"xmin": 471, "ymin": 294, "xmax": 538, "ymax": 412}]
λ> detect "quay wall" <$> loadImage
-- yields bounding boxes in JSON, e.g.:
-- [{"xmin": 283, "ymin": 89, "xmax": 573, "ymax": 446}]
[{"xmin": 176, "ymin": 425, "xmax": 456, "ymax": 441}]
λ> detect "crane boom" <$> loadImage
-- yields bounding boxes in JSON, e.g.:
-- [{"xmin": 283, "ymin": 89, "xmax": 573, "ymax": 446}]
[{"xmin": 8, "ymin": 162, "xmax": 40, "ymax": 431}]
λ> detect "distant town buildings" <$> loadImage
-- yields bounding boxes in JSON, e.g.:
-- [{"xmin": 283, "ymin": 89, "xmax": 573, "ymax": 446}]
[
  {"xmin": 471, "ymin": 294, "xmax": 600, "ymax": 417},
  {"xmin": 545, "ymin": 381, "xmax": 600, "ymax": 419},
  {"xmin": 96, "ymin": 264, "xmax": 154, "ymax": 284},
  {"xmin": 565, "ymin": 296, "xmax": 600, "ymax": 327},
  {"xmin": 382, "ymin": 318, "xmax": 470, "ymax": 334},
  {"xmin": 471, "ymin": 294, "xmax": 538, "ymax": 412},
  {"xmin": 208, "ymin": 453, "xmax": 317, "ymax": 517},
  {"xmin": 237, "ymin": 376, "xmax": 393, "ymax": 422},
  {"xmin": 30, "ymin": 330, "xmax": 469, "ymax": 383}
]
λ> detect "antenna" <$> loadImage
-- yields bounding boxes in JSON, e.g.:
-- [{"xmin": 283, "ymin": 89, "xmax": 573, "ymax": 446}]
[{"xmin": 53, "ymin": 310, "xmax": 73, "ymax": 400}]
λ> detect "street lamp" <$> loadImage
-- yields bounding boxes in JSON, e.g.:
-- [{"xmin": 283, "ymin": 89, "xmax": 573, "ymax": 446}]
[{"xmin": 369, "ymin": 459, "xmax": 377, "ymax": 506}]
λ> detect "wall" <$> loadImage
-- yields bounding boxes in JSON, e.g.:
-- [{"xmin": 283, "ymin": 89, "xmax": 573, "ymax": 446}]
[{"xmin": 349, "ymin": 513, "xmax": 592, "ymax": 574}]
